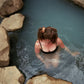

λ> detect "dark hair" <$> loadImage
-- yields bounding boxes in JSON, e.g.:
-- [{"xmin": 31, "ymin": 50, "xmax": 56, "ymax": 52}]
[{"xmin": 38, "ymin": 27, "xmax": 58, "ymax": 43}]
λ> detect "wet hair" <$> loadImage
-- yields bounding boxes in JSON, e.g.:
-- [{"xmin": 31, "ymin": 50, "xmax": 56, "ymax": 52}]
[{"xmin": 38, "ymin": 26, "xmax": 58, "ymax": 43}]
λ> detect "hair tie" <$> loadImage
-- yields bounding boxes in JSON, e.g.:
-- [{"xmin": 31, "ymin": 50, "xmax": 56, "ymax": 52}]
[{"xmin": 42, "ymin": 27, "xmax": 45, "ymax": 33}]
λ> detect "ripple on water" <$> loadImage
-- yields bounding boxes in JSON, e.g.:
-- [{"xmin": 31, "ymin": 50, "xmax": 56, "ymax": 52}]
[{"xmin": 76, "ymin": 52, "xmax": 84, "ymax": 72}]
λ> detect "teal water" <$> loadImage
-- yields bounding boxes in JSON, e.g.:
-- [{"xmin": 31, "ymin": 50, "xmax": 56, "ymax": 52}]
[{"xmin": 1, "ymin": 0, "xmax": 84, "ymax": 84}]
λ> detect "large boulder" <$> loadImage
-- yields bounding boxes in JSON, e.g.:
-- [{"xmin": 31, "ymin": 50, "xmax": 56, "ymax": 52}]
[
  {"xmin": 0, "ymin": 66, "xmax": 25, "ymax": 84},
  {"xmin": 1, "ymin": 13, "xmax": 25, "ymax": 31},
  {"xmin": 26, "ymin": 74, "xmax": 72, "ymax": 84},
  {"xmin": 0, "ymin": 0, "xmax": 23, "ymax": 17},
  {"xmin": 72, "ymin": 0, "xmax": 84, "ymax": 8},
  {"xmin": 0, "ymin": 25, "xmax": 9, "ymax": 66}
]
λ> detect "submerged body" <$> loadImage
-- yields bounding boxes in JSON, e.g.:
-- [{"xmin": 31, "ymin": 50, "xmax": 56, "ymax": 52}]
[{"xmin": 35, "ymin": 37, "xmax": 64, "ymax": 68}]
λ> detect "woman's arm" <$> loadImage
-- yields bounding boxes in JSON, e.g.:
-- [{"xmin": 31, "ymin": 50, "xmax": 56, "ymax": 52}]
[
  {"xmin": 57, "ymin": 38, "xmax": 80, "ymax": 56},
  {"xmin": 35, "ymin": 40, "xmax": 50, "ymax": 68},
  {"xmin": 64, "ymin": 46, "xmax": 80, "ymax": 56},
  {"xmin": 35, "ymin": 40, "xmax": 45, "ymax": 63}
]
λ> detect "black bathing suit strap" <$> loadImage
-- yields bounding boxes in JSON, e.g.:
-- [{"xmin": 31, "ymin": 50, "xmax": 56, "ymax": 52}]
[{"xmin": 39, "ymin": 40, "xmax": 43, "ymax": 50}]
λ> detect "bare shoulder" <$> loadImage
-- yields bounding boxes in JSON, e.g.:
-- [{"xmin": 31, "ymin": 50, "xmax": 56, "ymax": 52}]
[
  {"xmin": 35, "ymin": 40, "xmax": 40, "ymax": 48},
  {"xmin": 57, "ymin": 37, "xmax": 62, "ymax": 44},
  {"xmin": 35, "ymin": 40, "xmax": 41, "ymax": 53},
  {"xmin": 57, "ymin": 37, "xmax": 65, "ymax": 48}
]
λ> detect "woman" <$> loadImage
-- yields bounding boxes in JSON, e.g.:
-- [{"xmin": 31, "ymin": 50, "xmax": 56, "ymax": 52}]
[{"xmin": 35, "ymin": 27, "xmax": 79, "ymax": 68}]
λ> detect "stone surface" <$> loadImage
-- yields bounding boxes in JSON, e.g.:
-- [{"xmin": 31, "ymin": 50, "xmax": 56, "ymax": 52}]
[
  {"xmin": 0, "ymin": 66, "xmax": 25, "ymax": 84},
  {"xmin": 0, "ymin": 25, "xmax": 9, "ymax": 66},
  {"xmin": 72, "ymin": 0, "xmax": 84, "ymax": 8},
  {"xmin": 0, "ymin": 0, "xmax": 23, "ymax": 17},
  {"xmin": 26, "ymin": 74, "xmax": 72, "ymax": 84},
  {"xmin": 1, "ymin": 13, "xmax": 25, "ymax": 31}
]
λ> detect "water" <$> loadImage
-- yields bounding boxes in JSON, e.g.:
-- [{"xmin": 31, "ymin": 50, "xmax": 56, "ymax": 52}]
[{"xmin": 0, "ymin": 0, "xmax": 84, "ymax": 84}]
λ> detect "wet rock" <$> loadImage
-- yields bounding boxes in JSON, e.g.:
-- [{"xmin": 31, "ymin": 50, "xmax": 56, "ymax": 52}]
[
  {"xmin": 72, "ymin": 0, "xmax": 84, "ymax": 8},
  {"xmin": 0, "ymin": 0, "xmax": 23, "ymax": 17},
  {"xmin": 26, "ymin": 74, "xmax": 72, "ymax": 84},
  {"xmin": 1, "ymin": 13, "xmax": 25, "ymax": 31},
  {"xmin": 0, "ymin": 66, "xmax": 25, "ymax": 84},
  {"xmin": 0, "ymin": 25, "xmax": 9, "ymax": 67}
]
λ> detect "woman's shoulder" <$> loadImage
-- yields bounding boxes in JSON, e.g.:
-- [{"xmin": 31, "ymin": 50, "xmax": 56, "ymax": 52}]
[
  {"xmin": 57, "ymin": 37, "xmax": 63, "ymax": 45},
  {"xmin": 57, "ymin": 37, "xmax": 65, "ymax": 48},
  {"xmin": 35, "ymin": 40, "xmax": 40, "ymax": 48},
  {"xmin": 35, "ymin": 40, "xmax": 40, "ymax": 45},
  {"xmin": 35, "ymin": 40, "xmax": 41, "ymax": 53},
  {"xmin": 57, "ymin": 37, "xmax": 61, "ymax": 42}
]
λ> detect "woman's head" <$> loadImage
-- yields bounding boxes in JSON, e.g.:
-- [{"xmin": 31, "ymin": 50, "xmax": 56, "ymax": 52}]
[{"xmin": 38, "ymin": 27, "xmax": 58, "ymax": 43}]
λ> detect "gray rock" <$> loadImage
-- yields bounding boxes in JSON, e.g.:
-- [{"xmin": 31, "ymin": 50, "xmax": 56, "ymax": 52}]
[
  {"xmin": 1, "ymin": 13, "xmax": 25, "ymax": 31},
  {"xmin": 26, "ymin": 74, "xmax": 72, "ymax": 84},
  {"xmin": 0, "ymin": 66, "xmax": 25, "ymax": 84},
  {"xmin": 72, "ymin": 0, "xmax": 84, "ymax": 8},
  {"xmin": 0, "ymin": 0, "xmax": 23, "ymax": 17},
  {"xmin": 0, "ymin": 25, "xmax": 9, "ymax": 66}
]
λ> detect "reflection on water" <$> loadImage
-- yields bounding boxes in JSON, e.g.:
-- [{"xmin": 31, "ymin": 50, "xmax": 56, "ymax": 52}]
[{"xmin": 1, "ymin": 0, "xmax": 84, "ymax": 84}]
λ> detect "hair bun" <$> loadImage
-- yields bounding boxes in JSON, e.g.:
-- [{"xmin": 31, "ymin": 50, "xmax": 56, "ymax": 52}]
[{"xmin": 42, "ymin": 27, "xmax": 45, "ymax": 33}]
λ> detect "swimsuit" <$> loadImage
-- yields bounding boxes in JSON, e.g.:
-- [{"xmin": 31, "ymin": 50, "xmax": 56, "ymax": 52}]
[
  {"xmin": 39, "ymin": 40, "xmax": 58, "ymax": 54},
  {"xmin": 39, "ymin": 41, "xmax": 60, "ymax": 65}
]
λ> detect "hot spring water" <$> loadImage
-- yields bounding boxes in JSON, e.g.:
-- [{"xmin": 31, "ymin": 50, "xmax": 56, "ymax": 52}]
[{"xmin": 4, "ymin": 0, "xmax": 84, "ymax": 84}]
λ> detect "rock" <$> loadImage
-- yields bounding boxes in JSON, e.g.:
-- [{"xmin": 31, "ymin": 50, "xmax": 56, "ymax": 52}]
[
  {"xmin": 0, "ymin": 66, "xmax": 25, "ymax": 84},
  {"xmin": 1, "ymin": 13, "xmax": 25, "ymax": 31},
  {"xmin": 0, "ymin": 25, "xmax": 9, "ymax": 67},
  {"xmin": 26, "ymin": 74, "xmax": 72, "ymax": 84},
  {"xmin": 72, "ymin": 0, "xmax": 84, "ymax": 8},
  {"xmin": 0, "ymin": 0, "xmax": 23, "ymax": 17}
]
